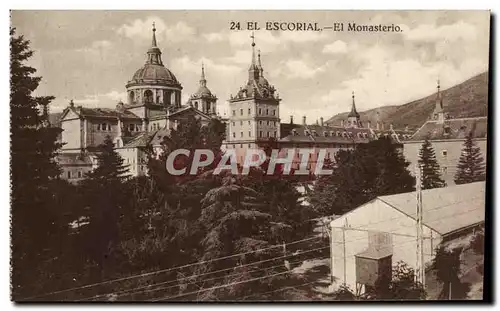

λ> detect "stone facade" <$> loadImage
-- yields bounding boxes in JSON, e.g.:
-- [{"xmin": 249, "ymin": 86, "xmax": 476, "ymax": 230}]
[
  {"xmin": 224, "ymin": 37, "xmax": 281, "ymax": 164},
  {"xmin": 402, "ymin": 81, "xmax": 488, "ymax": 185},
  {"xmin": 57, "ymin": 24, "xmax": 218, "ymax": 182}
]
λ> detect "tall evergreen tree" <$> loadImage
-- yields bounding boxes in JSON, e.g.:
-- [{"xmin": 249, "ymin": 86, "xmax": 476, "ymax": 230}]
[
  {"xmin": 310, "ymin": 137, "xmax": 415, "ymax": 216},
  {"xmin": 80, "ymin": 136, "xmax": 129, "ymax": 279},
  {"xmin": 418, "ymin": 138, "xmax": 446, "ymax": 189},
  {"xmin": 454, "ymin": 133, "xmax": 486, "ymax": 184},
  {"xmin": 10, "ymin": 28, "xmax": 64, "ymax": 299}
]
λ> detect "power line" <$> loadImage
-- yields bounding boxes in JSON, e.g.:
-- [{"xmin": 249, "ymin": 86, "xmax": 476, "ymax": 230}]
[
  {"xmin": 78, "ymin": 246, "xmax": 329, "ymax": 301},
  {"xmin": 20, "ymin": 235, "xmax": 323, "ymax": 301},
  {"xmin": 151, "ymin": 270, "xmax": 292, "ymax": 302},
  {"xmin": 110, "ymin": 256, "xmax": 324, "ymax": 301},
  {"xmin": 241, "ymin": 279, "xmax": 322, "ymax": 300}
]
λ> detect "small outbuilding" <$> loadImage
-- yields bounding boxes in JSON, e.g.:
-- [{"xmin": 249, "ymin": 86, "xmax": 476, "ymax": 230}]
[{"xmin": 329, "ymin": 181, "xmax": 485, "ymax": 292}]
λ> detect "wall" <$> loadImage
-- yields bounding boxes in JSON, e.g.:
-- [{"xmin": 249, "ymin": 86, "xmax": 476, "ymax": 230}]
[
  {"xmin": 403, "ymin": 138, "xmax": 487, "ymax": 186},
  {"xmin": 61, "ymin": 118, "xmax": 82, "ymax": 150},
  {"xmin": 330, "ymin": 199, "xmax": 442, "ymax": 291},
  {"xmin": 116, "ymin": 147, "xmax": 148, "ymax": 177}
]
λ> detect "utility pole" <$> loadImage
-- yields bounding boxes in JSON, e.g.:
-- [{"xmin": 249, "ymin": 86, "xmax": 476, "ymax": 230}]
[
  {"xmin": 415, "ymin": 164, "xmax": 425, "ymax": 287},
  {"xmin": 342, "ymin": 219, "xmax": 348, "ymax": 285}
]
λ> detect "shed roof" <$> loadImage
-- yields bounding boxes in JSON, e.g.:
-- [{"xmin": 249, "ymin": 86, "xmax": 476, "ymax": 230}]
[{"xmin": 377, "ymin": 182, "xmax": 485, "ymax": 236}]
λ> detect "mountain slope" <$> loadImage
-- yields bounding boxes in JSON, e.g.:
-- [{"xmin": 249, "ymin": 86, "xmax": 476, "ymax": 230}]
[{"xmin": 326, "ymin": 72, "xmax": 489, "ymax": 130}]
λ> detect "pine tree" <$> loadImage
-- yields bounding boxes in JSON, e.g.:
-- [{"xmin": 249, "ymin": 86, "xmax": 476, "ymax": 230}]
[
  {"xmin": 10, "ymin": 28, "xmax": 64, "ymax": 299},
  {"xmin": 80, "ymin": 135, "xmax": 129, "ymax": 279},
  {"xmin": 418, "ymin": 139, "xmax": 446, "ymax": 189},
  {"xmin": 454, "ymin": 133, "xmax": 486, "ymax": 184},
  {"xmin": 310, "ymin": 137, "xmax": 415, "ymax": 216}
]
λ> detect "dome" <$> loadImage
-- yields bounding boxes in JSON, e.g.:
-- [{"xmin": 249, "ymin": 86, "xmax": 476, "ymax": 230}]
[
  {"xmin": 193, "ymin": 85, "xmax": 213, "ymax": 97},
  {"xmin": 131, "ymin": 63, "xmax": 180, "ymax": 85}
]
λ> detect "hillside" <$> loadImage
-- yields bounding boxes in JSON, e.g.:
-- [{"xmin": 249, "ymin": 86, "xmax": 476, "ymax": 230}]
[{"xmin": 325, "ymin": 72, "xmax": 489, "ymax": 130}]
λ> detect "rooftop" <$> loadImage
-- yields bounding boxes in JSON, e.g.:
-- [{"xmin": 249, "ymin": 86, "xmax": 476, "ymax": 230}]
[
  {"xmin": 408, "ymin": 117, "xmax": 488, "ymax": 141},
  {"xmin": 378, "ymin": 181, "xmax": 485, "ymax": 236}
]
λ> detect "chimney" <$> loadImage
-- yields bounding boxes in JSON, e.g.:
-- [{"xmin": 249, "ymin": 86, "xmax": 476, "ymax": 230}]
[
  {"xmin": 302, "ymin": 116, "xmax": 306, "ymax": 125},
  {"xmin": 290, "ymin": 115, "xmax": 294, "ymax": 124},
  {"xmin": 320, "ymin": 117, "xmax": 324, "ymax": 126},
  {"xmin": 367, "ymin": 121, "xmax": 371, "ymax": 129},
  {"xmin": 390, "ymin": 123, "xmax": 393, "ymax": 130},
  {"xmin": 69, "ymin": 99, "xmax": 74, "ymax": 108}
]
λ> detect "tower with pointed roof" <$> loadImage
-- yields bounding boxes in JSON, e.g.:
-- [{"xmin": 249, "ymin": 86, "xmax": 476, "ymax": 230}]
[
  {"xmin": 226, "ymin": 32, "xmax": 281, "ymax": 161},
  {"xmin": 433, "ymin": 79, "xmax": 445, "ymax": 124},
  {"xmin": 347, "ymin": 91, "xmax": 362, "ymax": 128},
  {"xmin": 187, "ymin": 63, "xmax": 218, "ymax": 115}
]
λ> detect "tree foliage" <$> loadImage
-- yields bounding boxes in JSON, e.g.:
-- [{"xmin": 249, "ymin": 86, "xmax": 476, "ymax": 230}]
[
  {"xmin": 454, "ymin": 133, "xmax": 486, "ymax": 185},
  {"xmin": 10, "ymin": 27, "xmax": 65, "ymax": 299},
  {"xmin": 432, "ymin": 246, "xmax": 470, "ymax": 299},
  {"xmin": 310, "ymin": 137, "xmax": 415, "ymax": 216},
  {"xmin": 418, "ymin": 138, "xmax": 446, "ymax": 189}
]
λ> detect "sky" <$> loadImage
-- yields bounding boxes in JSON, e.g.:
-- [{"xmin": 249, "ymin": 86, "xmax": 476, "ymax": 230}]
[{"xmin": 11, "ymin": 10, "xmax": 490, "ymax": 122}]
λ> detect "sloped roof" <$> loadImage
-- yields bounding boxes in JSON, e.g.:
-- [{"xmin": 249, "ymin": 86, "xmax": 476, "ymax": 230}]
[
  {"xmin": 409, "ymin": 117, "xmax": 488, "ymax": 141},
  {"xmin": 122, "ymin": 132, "xmax": 156, "ymax": 148},
  {"xmin": 278, "ymin": 124, "xmax": 413, "ymax": 144},
  {"xmin": 61, "ymin": 106, "xmax": 140, "ymax": 120},
  {"xmin": 56, "ymin": 153, "xmax": 94, "ymax": 166},
  {"xmin": 377, "ymin": 182, "xmax": 485, "ymax": 236}
]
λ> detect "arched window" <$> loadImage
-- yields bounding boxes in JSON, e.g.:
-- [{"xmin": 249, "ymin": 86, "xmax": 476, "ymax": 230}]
[
  {"xmin": 194, "ymin": 102, "xmax": 198, "ymax": 109},
  {"xmin": 144, "ymin": 90, "xmax": 153, "ymax": 104},
  {"xmin": 129, "ymin": 91, "xmax": 135, "ymax": 104}
]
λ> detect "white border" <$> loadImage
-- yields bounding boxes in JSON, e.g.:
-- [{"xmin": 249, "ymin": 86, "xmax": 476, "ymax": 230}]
[{"xmin": 2, "ymin": 1, "xmax": 498, "ymax": 310}]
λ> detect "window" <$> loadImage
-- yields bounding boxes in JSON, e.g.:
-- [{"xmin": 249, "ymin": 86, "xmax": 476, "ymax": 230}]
[
  {"xmin": 248, "ymin": 121, "xmax": 251, "ymax": 125},
  {"xmin": 267, "ymin": 132, "xmax": 270, "ymax": 138},
  {"xmin": 232, "ymin": 132, "xmax": 236, "ymax": 138},
  {"xmin": 259, "ymin": 108, "xmax": 262, "ymax": 115},
  {"xmin": 240, "ymin": 121, "xmax": 243, "ymax": 126},
  {"xmin": 267, "ymin": 121, "xmax": 270, "ymax": 126},
  {"xmin": 129, "ymin": 124, "xmax": 135, "ymax": 131},
  {"xmin": 272, "ymin": 110, "xmax": 275, "ymax": 116},
  {"xmin": 266, "ymin": 109, "xmax": 269, "ymax": 115},
  {"xmin": 324, "ymin": 131, "xmax": 329, "ymax": 137},
  {"xmin": 305, "ymin": 130, "xmax": 310, "ymax": 136},
  {"xmin": 248, "ymin": 108, "xmax": 251, "ymax": 115},
  {"xmin": 97, "ymin": 124, "xmax": 101, "ymax": 131},
  {"xmin": 292, "ymin": 129, "xmax": 298, "ymax": 136},
  {"xmin": 77, "ymin": 171, "xmax": 82, "ymax": 178},
  {"xmin": 232, "ymin": 122, "xmax": 235, "ymax": 126},
  {"xmin": 442, "ymin": 150, "xmax": 448, "ymax": 157},
  {"xmin": 240, "ymin": 132, "xmax": 243, "ymax": 138},
  {"xmin": 232, "ymin": 110, "xmax": 236, "ymax": 116},
  {"xmin": 67, "ymin": 171, "xmax": 71, "ymax": 179},
  {"xmin": 274, "ymin": 131, "xmax": 277, "ymax": 137},
  {"xmin": 240, "ymin": 109, "xmax": 243, "ymax": 116},
  {"xmin": 259, "ymin": 121, "xmax": 263, "ymax": 125},
  {"xmin": 107, "ymin": 124, "xmax": 111, "ymax": 131},
  {"xmin": 259, "ymin": 131, "xmax": 263, "ymax": 137},
  {"xmin": 240, "ymin": 144, "xmax": 243, "ymax": 148},
  {"xmin": 248, "ymin": 144, "xmax": 251, "ymax": 148},
  {"xmin": 248, "ymin": 131, "xmax": 251, "ymax": 137},
  {"xmin": 102, "ymin": 123, "xmax": 107, "ymax": 131}
]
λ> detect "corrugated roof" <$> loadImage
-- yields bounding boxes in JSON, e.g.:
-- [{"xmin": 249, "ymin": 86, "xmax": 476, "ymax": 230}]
[
  {"xmin": 409, "ymin": 117, "xmax": 488, "ymax": 141},
  {"xmin": 378, "ymin": 181, "xmax": 485, "ymax": 236}
]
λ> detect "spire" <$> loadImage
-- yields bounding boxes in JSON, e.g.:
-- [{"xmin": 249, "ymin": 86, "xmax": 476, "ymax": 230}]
[
  {"xmin": 433, "ymin": 78, "xmax": 444, "ymax": 122},
  {"xmin": 257, "ymin": 49, "xmax": 263, "ymax": 76},
  {"xmin": 248, "ymin": 32, "xmax": 259, "ymax": 81},
  {"xmin": 348, "ymin": 91, "xmax": 360, "ymax": 118},
  {"xmin": 200, "ymin": 62, "xmax": 207, "ymax": 87},
  {"xmin": 146, "ymin": 21, "xmax": 163, "ymax": 65},
  {"xmin": 152, "ymin": 22, "xmax": 157, "ymax": 47}
]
